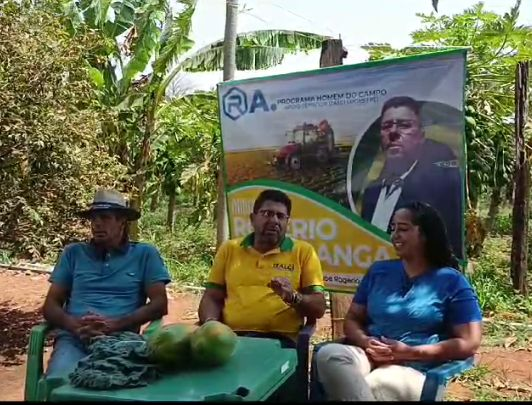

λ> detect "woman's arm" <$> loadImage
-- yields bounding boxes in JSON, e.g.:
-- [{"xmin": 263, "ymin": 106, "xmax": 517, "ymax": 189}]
[
  {"xmin": 343, "ymin": 302, "xmax": 371, "ymax": 349},
  {"xmin": 382, "ymin": 321, "xmax": 482, "ymax": 362},
  {"xmin": 345, "ymin": 302, "xmax": 395, "ymax": 365},
  {"xmin": 410, "ymin": 322, "xmax": 481, "ymax": 361},
  {"xmin": 403, "ymin": 273, "xmax": 483, "ymax": 362}
]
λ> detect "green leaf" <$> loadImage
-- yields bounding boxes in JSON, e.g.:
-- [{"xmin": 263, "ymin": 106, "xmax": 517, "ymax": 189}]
[
  {"xmin": 88, "ymin": 67, "xmax": 105, "ymax": 88},
  {"xmin": 79, "ymin": 0, "xmax": 112, "ymax": 30},
  {"xmin": 119, "ymin": 0, "xmax": 166, "ymax": 93},
  {"xmin": 465, "ymin": 115, "xmax": 477, "ymax": 128},
  {"xmin": 62, "ymin": 0, "xmax": 84, "ymax": 35},
  {"xmin": 103, "ymin": 0, "xmax": 143, "ymax": 37}
]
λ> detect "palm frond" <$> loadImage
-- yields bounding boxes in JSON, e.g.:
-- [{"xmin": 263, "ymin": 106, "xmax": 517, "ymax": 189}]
[
  {"xmin": 119, "ymin": 0, "xmax": 166, "ymax": 93},
  {"xmin": 153, "ymin": 0, "xmax": 196, "ymax": 76},
  {"xmin": 180, "ymin": 30, "xmax": 328, "ymax": 72},
  {"xmin": 159, "ymin": 29, "xmax": 327, "ymax": 103}
]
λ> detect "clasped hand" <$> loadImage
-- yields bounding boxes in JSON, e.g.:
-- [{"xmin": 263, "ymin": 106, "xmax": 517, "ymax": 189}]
[
  {"xmin": 75, "ymin": 312, "xmax": 119, "ymax": 342},
  {"xmin": 365, "ymin": 337, "xmax": 412, "ymax": 365}
]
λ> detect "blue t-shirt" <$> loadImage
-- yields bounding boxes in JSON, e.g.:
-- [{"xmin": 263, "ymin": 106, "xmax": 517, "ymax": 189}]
[
  {"xmin": 50, "ymin": 241, "xmax": 171, "ymax": 320},
  {"xmin": 353, "ymin": 259, "xmax": 482, "ymax": 371}
]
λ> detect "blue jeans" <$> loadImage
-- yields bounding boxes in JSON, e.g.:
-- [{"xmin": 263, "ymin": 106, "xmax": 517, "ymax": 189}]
[{"xmin": 46, "ymin": 333, "xmax": 88, "ymax": 378}]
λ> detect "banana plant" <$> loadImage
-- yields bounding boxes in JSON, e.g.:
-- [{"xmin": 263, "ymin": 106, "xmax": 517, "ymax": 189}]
[
  {"xmin": 147, "ymin": 93, "xmax": 220, "ymax": 229},
  {"xmin": 60, "ymin": 0, "xmax": 329, "ymax": 237}
]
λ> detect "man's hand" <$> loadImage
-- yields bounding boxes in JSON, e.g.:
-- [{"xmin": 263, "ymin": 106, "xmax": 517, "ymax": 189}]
[
  {"xmin": 268, "ymin": 277, "xmax": 294, "ymax": 303},
  {"xmin": 76, "ymin": 313, "xmax": 120, "ymax": 342}
]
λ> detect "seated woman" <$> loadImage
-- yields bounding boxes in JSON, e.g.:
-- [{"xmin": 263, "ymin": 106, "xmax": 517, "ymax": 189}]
[{"xmin": 315, "ymin": 201, "xmax": 482, "ymax": 401}]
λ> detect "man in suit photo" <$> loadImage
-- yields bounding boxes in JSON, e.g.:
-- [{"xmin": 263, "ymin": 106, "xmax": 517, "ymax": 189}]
[{"xmin": 360, "ymin": 96, "xmax": 463, "ymax": 258}]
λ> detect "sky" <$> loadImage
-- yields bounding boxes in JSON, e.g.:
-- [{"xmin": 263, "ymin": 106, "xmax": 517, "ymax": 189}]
[{"xmin": 168, "ymin": 0, "xmax": 532, "ymax": 96}]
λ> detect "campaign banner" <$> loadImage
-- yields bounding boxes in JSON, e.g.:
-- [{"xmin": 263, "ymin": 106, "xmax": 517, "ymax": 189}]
[{"xmin": 217, "ymin": 49, "xmax": 467, "ymax": 293}]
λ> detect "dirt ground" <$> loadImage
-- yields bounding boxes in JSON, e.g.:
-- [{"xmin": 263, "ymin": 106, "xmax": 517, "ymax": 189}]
[{"xmin": 0, "ymin": 270, "xmax": 530, "ymax": 401}]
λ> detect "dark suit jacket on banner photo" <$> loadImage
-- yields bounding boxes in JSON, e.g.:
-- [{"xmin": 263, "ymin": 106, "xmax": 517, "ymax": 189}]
[{"xmin": 361, "ymin": 139, "xmax": 463, "ymax": 259}]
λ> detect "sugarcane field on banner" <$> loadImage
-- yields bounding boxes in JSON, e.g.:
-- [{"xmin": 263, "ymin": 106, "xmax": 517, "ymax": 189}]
[{"xmin": 218, "ymin": 49, "xmax": 468, "ymax": 293}]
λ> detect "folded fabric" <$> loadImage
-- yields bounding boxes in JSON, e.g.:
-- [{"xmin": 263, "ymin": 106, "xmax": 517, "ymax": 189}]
[{"xmin": 69, "ymin": 331, "xmax": 159, "ymax": 390}]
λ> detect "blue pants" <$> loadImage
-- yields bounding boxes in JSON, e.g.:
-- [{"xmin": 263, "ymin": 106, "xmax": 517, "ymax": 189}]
[{"xmin": 46, "ymin": 334, "xmax": 88, "ymax": 378}]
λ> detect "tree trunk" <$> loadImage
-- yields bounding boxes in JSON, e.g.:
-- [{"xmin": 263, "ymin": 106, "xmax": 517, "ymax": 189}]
[
  {"xmin": 150, "ymin": 185, "xmax": 160, "ymax": 212},
  {"xmin": 484, "ymin": 186, "xmax": 503, "ymax": 236},
  {"xmin": 128, "ymin": 195, "xmax": 141, "ymax": 240},
  {"xmin": 319, "ymin": 38, "xmax": 350, "ymax": 339},
  {"xmin": 510, "ymin": 61, "xmax": 529, "ymax": 296},
  {"xmin": 223, "ymin": 0, "xmax": 238, "ymax": 82},
  {"xmin": 130, "ymin": 96, "xmax": 157, "ymax": 240},
  {"xmin": 216, "ymin": 0, "xmax": 238, "ymax": 249},
  {"xmin": 166, "ymin": 187, "xmax": 176, "ymax": 231}
]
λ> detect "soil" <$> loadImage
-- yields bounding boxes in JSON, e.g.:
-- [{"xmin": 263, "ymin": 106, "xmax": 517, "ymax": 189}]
[{"xmin": 0, "ymin": 270, "xmax": 530, "ymax": 401}]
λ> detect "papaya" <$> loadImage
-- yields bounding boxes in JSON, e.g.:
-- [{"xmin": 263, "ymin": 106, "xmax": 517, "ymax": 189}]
[
  {"xmin": 190, "ymin": 321, "xmax": 237, "ymax": 367},
  {"xmin": 147, "ymin": 323, "xmax": 195, "ymax": 369}
]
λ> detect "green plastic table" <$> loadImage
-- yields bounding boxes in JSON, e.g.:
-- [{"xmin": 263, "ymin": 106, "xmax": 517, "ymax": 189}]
[{"xmin": 48, "ymin": 337, "xmax": 297, "ymax": 402}]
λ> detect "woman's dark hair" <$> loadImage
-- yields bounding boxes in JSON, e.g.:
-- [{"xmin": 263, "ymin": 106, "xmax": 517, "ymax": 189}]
[{"xmin": 396, "ymin": 201, "xmax": 459, "ymax": 269}]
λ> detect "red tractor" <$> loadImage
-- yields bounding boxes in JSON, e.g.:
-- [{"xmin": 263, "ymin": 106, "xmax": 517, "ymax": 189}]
[{"xmin": 272, "ymin": 120, "xmax": 336, "ymax": 170}]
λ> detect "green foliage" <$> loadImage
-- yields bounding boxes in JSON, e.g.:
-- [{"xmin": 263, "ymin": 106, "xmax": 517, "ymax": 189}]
[
  {"xmin": 139, "ymin": 203, "xmax": 215, "ymax": 286},
  {"xmin": 490, "ymin": 211, "xmax": 513, "ymax": 236},
  {"xmin": 0, "ymin": 0, "xmax": 128, "ymax": 259},
  {"xmin": 469, "ymin": 235, "xmax": 532, "ymax": 317},
  {"xmin": 153, "ymin": 0, "xmax": 196, "ymax": 78},
  {"xmin": 149, "ymin": 93, "xmax": 221, "ymax": 224},
  {"xmin": 0, "ymin": 250, "xmax": 13, "ymax": 265},
  {"xmin": 119, "ymin": 0, "xmax": 167, "ymax": 93}
]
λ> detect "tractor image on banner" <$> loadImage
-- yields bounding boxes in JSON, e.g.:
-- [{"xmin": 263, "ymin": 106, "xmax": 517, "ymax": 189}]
[
  {"xmin": 217, "ymin": 49, "xmax": 467, "ymax": 293},
  {"xmin": 272, "ymin": 120, "xmax": 341, "ymax": 170}
]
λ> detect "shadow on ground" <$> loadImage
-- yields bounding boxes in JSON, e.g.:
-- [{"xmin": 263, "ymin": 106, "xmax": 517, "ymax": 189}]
[{"xmin": 0, "ymin": 300, "xmax": 45, "ymax": 366}]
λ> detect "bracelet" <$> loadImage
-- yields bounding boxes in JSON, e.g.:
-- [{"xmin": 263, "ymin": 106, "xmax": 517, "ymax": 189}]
[{"xmin": 290, "ymin": 292, "xmax": 303, "ymax": 306}]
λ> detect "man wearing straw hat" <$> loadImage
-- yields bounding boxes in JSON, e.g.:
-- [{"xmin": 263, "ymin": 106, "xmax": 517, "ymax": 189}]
[{"xmin": 42, "ymin": 189, "xmax": 171, "ymax": 378}]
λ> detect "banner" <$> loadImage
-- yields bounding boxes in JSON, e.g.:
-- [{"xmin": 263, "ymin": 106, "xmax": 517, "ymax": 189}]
[{"xmin": 217, "ymin": 49, "xmax": 467, "ymax": 293}]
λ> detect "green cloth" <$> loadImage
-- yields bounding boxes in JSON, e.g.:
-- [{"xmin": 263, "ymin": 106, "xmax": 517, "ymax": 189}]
[{"xmin": 69, "ymin": 332, "xmax": 159, "ymax": 390}]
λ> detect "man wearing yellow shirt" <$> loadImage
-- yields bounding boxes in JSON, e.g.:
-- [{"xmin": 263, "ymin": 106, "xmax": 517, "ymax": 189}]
[{"xmin": 198, "ymin": 189, "xmax": 326, "ymax": 348}]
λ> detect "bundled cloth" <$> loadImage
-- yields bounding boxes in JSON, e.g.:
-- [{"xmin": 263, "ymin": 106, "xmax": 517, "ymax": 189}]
[{"xmin": 69, "ymin": 332, "xmax": 159, "ymax": 390}]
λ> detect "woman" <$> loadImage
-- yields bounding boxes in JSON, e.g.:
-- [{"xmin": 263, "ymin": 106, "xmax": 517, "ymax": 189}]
[{"xmin": 315, "ymin": 201, "xmax": 482, "ymax": 401}]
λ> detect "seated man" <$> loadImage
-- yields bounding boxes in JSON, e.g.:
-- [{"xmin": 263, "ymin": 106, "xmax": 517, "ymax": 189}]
[
  {"xmin": 42, "ymin": 189, "xmax": 171, "ymax": 378},
  {"xmin": 198, "ymin": 189, "xmax": 326, "ymax": 348}
]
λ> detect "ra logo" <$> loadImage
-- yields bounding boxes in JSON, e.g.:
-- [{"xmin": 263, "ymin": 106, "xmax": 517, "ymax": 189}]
[{"xmin": 222, "ymin": 87, "xmax": 277, "ymax": 121}]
